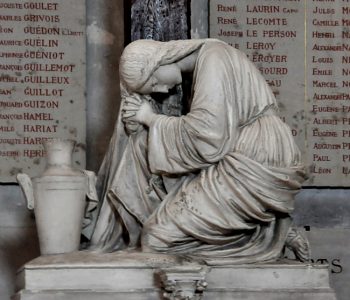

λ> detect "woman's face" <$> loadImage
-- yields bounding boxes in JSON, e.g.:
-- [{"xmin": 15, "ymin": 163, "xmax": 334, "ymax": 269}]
[{"xmin": 137, "ymin": 64, "xmax": 182, "ymax": 94}]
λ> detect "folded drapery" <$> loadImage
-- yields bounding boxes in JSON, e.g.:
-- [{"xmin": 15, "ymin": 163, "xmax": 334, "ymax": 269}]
[{"xmin": 86, "ymin": 40, "xmax": 306, "ymax": 264}]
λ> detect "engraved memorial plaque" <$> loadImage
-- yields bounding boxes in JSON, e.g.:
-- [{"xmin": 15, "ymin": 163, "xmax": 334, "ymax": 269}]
[
  {"xmin": 0, "ymin": 0, "xmax": 86, "ymax": 182},
  {"xmin": 210, "ymin": 0, "xmax": 350, "ymax": 186}
]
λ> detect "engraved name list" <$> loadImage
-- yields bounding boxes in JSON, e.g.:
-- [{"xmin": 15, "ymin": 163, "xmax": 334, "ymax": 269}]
[
  {"xmin": 210, "ymin": 0, "xmax": 350, "ymax": 186},
  {"xmin": 0, "ymin": 0, "xmax": 86, "ymax": 182}
]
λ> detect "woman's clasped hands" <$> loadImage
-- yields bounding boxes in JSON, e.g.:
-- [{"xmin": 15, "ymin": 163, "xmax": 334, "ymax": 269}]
[{"xmin": 121, "ymin": 94, "xmax": 156, "ymax": 127}]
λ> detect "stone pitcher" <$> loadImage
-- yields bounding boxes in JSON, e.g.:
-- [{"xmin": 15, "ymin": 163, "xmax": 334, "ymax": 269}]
[{"xmin": 17, "ymin": 139, "xmax": 94, "ymax": 255}]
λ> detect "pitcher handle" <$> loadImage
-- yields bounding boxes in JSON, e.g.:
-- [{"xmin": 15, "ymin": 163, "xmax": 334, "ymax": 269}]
[{"xmin": 17, "ymin": 173, "xmax": 35, "ymax": 210}]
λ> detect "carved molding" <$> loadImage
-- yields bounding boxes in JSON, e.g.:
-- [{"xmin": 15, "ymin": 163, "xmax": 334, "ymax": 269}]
[{"xmin": 159, "ymin": 267, "xmax": 208, "ymax": 300}]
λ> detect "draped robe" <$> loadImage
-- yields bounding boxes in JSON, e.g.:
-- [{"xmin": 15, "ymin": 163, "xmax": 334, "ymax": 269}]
[{"xmin": 88, "ymin": 40, "xmax": 306, "ymax": 264}]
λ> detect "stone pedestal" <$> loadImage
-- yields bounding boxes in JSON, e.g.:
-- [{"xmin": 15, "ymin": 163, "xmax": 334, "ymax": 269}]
[{"xmin": 13, "ymin": 251, "xmax": 337, "ymax": 300}]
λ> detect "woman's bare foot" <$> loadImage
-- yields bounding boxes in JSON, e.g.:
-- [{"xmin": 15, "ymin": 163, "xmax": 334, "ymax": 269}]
[{"xmin": 285, "ymin": 227, "xmax": 310, "ymax": 262}]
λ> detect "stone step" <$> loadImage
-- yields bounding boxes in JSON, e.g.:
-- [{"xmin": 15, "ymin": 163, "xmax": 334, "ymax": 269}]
[
  {"xmin": 13, "ymin": 251, "xmax": 337, "ymax": 300},
  {"xmin": 14, "ymin": 290, "xmax": 337, "ymax": 300}
]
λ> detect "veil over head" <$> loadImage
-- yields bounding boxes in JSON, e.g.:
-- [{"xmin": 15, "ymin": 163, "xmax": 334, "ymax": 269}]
[{"xmin": 119, "ymin": 39, "xmax": 207, "ymax": 92}]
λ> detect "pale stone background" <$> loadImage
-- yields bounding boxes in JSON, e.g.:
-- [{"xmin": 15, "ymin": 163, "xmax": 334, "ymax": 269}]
[{"xmin": 1, "ymin": 1, "xmax": 349, "ymax": 300}]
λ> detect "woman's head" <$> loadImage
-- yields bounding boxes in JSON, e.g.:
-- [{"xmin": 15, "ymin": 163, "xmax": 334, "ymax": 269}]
[
  {"xmin": 119, "ymin": 39, "xmax": 205, "ymax": 94},
  {"xmin": 136, "ymin": 63, "xmax": 182, "ymax": 94}
]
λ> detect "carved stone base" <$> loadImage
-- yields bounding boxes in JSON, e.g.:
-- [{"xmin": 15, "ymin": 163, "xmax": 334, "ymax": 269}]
[
  {"xmin": 13, "ymin": 251, "xmax": 337, "ymax": 300},
  {"xmin": 159, "ymin": 266, "xmax": 207, "ymax": 300}
]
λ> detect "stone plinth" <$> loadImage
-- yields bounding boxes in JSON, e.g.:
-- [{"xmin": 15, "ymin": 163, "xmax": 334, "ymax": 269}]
[{"xmin": 13, "ymin": 251, "xmax": 337, "ymax": 300}]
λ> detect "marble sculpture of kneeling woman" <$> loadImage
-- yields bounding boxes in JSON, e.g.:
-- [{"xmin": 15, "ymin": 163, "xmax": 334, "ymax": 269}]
[{"xmin": 88, "ymin": 39, "xmax": 309, "ymax": 264}]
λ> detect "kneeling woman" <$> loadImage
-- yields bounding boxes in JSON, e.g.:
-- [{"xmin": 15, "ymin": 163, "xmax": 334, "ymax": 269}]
[{"xmin": 88, "ymin": 39, "xmax": 307, "ymax": 264}]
